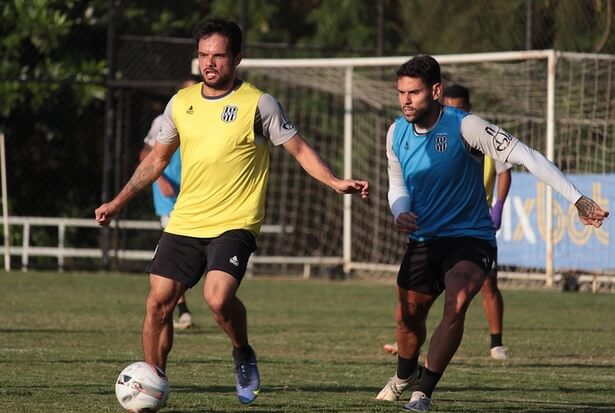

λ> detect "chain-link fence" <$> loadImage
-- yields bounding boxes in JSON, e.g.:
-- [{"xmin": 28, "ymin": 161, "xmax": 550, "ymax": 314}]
[{"xmin": 2, "ymin": 0, "xmax": 614, "ymax": 273}]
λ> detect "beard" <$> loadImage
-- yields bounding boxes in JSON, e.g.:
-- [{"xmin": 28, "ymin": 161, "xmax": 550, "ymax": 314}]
[
  {"xmin": 403, "ymin": 100, "xmax": 440, "ymax": 126},
  {"xmin": 403, "ymin": 106, "xmax": 429, "ymax": 124},
  {"xmin": 202, "ymin": 69, "xmax": 234, "ymax": 90}
]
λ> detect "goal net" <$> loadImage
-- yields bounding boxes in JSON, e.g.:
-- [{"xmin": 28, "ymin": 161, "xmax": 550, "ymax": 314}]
[{"xmin": 237, "ymin": 51, "xmax": 615, "ymax": 278}]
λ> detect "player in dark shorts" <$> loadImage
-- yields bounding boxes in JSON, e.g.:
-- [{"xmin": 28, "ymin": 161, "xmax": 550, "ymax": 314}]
[
  {"xmin": 96, "ymin": 18, "xmax": 368, "ymax": 406},
  {"xmin": 376, "ymin": 54, "xmax": 608, "ymax": 412}
]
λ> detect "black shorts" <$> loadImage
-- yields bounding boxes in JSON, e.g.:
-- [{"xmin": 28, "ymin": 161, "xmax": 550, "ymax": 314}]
[
  {"xmin": 146, "ymin": 229, "xmax": 257, "ymax": 288},
  {"xmin": 489, "ymin": 246, "xmax": 499, "ymax": 278},
  {"xmin": 396, "ymin": 237, "xmax": 496, "ymax": 296}
]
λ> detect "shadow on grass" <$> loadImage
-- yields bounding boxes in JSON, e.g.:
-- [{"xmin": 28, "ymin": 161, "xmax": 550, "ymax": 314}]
[
  {"xmin": 452, "ymin": 358, "xmax": 615, "ymax": 370},
  {"xmin": 434, "ymin": 395, "xmax": 615, "ymax": 412}
]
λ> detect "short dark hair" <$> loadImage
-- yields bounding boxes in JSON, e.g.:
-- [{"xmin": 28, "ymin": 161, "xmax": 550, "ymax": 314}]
[
  {"xmin": 396, "ymin": 55, "xmax": 441, "ymax": 86},
  {"xmin": 194, "ymin": 17, "xmax": 243, "ymax": 57},
  {"xmin": 443, "ymin": 84, "xmax": 471, "ymax": 103}
]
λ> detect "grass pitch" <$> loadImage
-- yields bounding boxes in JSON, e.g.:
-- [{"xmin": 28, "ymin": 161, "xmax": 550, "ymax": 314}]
[{"xmin": 1, "ymin": 271, "xmax": 614, "ymax": 412}]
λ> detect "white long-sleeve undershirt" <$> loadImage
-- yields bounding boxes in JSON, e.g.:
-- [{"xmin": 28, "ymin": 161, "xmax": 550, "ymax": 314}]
[{"xmin": 386, "ymin": 115, "xmax": 582, "ymax": 220}]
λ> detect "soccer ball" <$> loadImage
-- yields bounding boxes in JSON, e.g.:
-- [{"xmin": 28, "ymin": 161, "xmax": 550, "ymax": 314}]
[{"xmin": 115, "ymin": 362, "xmax": 169, "ymax": 412}]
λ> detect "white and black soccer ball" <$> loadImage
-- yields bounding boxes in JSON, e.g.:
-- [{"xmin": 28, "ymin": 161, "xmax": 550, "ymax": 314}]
[{"xmin": 115, "ymin": 362, "xmax": 169, "ymax": 412}]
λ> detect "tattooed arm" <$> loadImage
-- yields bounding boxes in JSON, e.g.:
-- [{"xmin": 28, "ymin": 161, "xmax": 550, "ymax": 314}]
[
  {"xmin": 95, "ymin": 141, "xmax": 178, "ymax": 225},
  {"xmin": 575, "ymin": 195, "xmax": 610, "ymax": 228},
  {"xmin": 460, "ymin": 115, "xmax": 609, "ymax": 228}
]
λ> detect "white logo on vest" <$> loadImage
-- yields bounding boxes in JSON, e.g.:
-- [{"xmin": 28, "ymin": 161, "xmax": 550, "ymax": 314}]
[
  {"xmin": 221, "ymin": 105, "xmax": 239, "ymax": 123},
  {"xmin": 435, "ymin": 135, "xmax": 448, "ymax": 152}
]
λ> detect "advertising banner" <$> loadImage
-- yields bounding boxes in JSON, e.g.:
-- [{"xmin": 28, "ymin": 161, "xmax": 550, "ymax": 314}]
[{"xmin": 497, "ymin": 173, "xmax": 613, "ymax": 272}]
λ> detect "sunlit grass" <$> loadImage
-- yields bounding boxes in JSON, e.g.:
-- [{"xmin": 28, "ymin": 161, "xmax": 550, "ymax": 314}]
[{"xmin": 1, "ymin": 272, "xmax": 614, "ymax": 412}]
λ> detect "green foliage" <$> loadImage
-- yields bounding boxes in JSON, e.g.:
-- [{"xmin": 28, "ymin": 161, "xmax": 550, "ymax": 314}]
[
  {"xmin": 395, "ymin": 0, "xmax": 527, "ymax": 54},
  {"xmin": 117, "ymin": 0, "xmax": 208, "ymax": 36},
  {"xmin": 301, "ymin": 0, "xmax": 377, "ymax": 52},
  {"xmin": 0, "ymin": 0, "xmax": 106, "ymax": 115},
  {"xmin": 210, "ymin": 0, "xmax": 277, "ymax": 42},
  {"xmin": 553, "ymin": 0, "xmax": 609, "ymax": 52},
  {"xmin": 1, "ymin": 0, "xmax": 615, "ymax": 225}
]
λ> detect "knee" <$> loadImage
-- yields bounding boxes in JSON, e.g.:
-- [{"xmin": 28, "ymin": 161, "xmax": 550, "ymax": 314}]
[
  {"xmin": 205, "ymin": 294, "xmax": 230, "ymax": 320},
  {"xmin": 443, "ymin": 292, "xmax": 472, "ymax": 321},
  {"xmin": 395, "ymin": 303, "xmax": 426, "ymax": 329},
  {"xmin": 145, "ymin": 295, "xmax": 173, "ymax": 325}
]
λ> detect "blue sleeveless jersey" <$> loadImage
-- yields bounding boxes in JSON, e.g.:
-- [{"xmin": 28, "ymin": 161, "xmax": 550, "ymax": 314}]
[
  {"xmin": 391, "ymin": 106, "xmax": 495, "ymax": 243},
  {"xmin": 152, "ymin": 149, "xmax": 181, "ymax": 217}
]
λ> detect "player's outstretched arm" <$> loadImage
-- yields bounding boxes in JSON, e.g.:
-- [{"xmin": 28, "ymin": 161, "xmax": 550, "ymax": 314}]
[
  {"xmin": 504, "ymin": 143, "xmax": 610, "ymax": 228},
  {"xmin": 282, "ymin": 134, "xmax": 369, "ymax": 199},
  {"xmin": 575, "ymin": 195, "xmax": 609, "ymax": 228},
  {"xmin": 460, "ymin": 116, "xmax": 610, "ymax": 228},
  {"xmin": 95, "ymin": 141, "xmax": 178, "ymax": 225}
]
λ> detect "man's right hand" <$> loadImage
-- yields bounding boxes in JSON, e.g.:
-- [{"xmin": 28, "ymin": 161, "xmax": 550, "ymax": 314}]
[
  {"xmin": 396, "ymin": 212, "xmax": 418, "ymax": 233},
  {"xmin": 575, "ymin": 195, "xmax": 609, "ymax": 228},
  {"xmin": 95, "ymin": 201, "xmax": 119, "ymax": 226}
]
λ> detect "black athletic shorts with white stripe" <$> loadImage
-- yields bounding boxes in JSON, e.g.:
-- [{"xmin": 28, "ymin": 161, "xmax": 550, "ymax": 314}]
[
  {"xmin": 146, "ymin": 229, "xmax": 256, "ymax": 288},
  {"xmin": 396, "ymin": 236, "xmax": 496, "ymax": 296}
]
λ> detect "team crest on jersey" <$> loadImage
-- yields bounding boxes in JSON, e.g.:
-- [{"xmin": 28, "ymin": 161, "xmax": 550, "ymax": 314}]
[
  {"xmin": 403, "ymin": 140, "xmax": 411, "ymax": 151},
  {"xmin": 435, "ymin": 135, "xmax": 448, "ymax": 152},
  {"xmin": 221, "ymin": 105, "xmax": 238, "ymax": 123}
]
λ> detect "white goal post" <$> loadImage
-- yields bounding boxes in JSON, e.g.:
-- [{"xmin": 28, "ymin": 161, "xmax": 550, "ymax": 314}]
[
  {"xmin": 0, "ymin": 132, "xmax": 9, "ymax": 271},
  {"xmin": 193, "ymin": 50, "xmax": 615, "ymax": 281}
]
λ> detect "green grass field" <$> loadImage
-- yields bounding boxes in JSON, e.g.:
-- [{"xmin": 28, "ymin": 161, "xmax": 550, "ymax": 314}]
[{"xmin": 1, "ymin": 271, "xmax": 614, "ymax": 412}]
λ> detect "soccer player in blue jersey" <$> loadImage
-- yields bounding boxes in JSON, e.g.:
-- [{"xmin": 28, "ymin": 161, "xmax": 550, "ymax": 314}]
[
  {"xmin": 382, "ymin": 84, "xmax": 512, "ymax": 361},
  {"xmin": 376, "ymin": 55, "xmax": 608, "ymax": 412}
]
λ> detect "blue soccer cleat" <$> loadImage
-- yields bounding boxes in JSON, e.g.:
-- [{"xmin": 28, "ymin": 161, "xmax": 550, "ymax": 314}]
[{"xmin": 234, "ymin": 351, "xmax": 260, "ymax": 404}]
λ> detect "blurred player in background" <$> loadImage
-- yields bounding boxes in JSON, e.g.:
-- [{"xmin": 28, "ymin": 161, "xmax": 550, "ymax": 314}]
[
  {"xmin": 95, "ymin": 17, "xmax": 368, "ymax": 405},
  {"xmin": 443, "ymin": 84, "xmax": 511, "ymax": 359},
  {"xmin": 382, "ymin": 84, "xmax": 512, "ymax": 360},
  {"xmin": 377, "ymin": 55, "xmax": 608, "ymax": 412},
  {"xmin": 139, "ymin": 76, "xmax": 200, "ymax": 330}
]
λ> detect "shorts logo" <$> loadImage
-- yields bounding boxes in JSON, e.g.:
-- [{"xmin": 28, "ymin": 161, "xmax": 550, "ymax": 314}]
[
  {"xmin": 435, "ymin": 135, "xmax": 448, "ymax": 152},
  {"xmin": 221, "ymin": 105, "xmax": 238, "ymax": 123},
  {"xmin": 485, "ymin": 125, "xmax": 512, "ymax": 151},
  {"xmin": 152, "ymin": 244, "xmax": 159, "ymax": 259},
  {"xmin": 229, "ymin": 256, "xmax": 239, "ymax": 267}
]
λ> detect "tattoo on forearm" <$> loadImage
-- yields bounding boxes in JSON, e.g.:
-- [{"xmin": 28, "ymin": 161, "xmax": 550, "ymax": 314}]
[
  {"xmin": 575, "ymin": 196, "xmax": 595, "ymax": 217},
  {"xmin": 127, "ymin": 164, "xmax": 155, "ymax": 195}
]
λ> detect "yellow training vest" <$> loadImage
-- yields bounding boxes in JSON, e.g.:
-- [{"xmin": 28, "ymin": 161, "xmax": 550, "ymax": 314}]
[
  {"xmin": 483, "ymin": 155, "xmax": 496, "ymax": 206},
  {"xmin": 164, "ymin": 81, "xmax": 269, "ymax": 238}
]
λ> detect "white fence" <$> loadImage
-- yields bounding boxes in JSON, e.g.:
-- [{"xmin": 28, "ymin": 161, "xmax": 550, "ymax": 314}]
[
  {"xmin": 0, "ymin": 216, "xmax": 340, "ymax": 278},
  {"xmin": 2, "ymin": 216, "xmax": 615, "ymax": 291}
]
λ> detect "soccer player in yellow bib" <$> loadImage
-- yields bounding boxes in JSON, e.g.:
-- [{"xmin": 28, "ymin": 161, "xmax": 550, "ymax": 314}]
[{"xmin": 95, "ymin": 17, "xmax": 369, "ymax": 405}]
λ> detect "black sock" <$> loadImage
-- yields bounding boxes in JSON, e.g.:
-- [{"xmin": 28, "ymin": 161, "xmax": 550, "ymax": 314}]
[
  {"xmin": 418, "ymin": 367, "xmax": 442, "ymax": 398},
  {"xmin": 396, "ymin": 355, "xmax": 419, "ymax": 380},
  {"xmin": 232, "ymin": 344, "xmax": 254, "ymax": 362},
  {"xmin": 177, "ymin": 302, "xmax": 190, "ymax": 315},
  {"xmin": 490, "ymin": 333, "xmax": 503, "ymax": 348}
]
